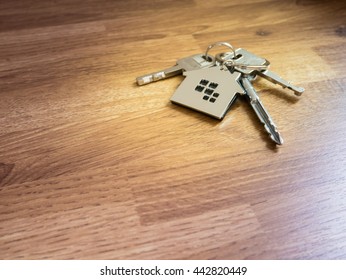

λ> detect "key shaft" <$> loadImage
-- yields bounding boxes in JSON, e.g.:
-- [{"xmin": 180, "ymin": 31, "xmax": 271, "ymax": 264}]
[
  {"xmin": 136, "ymin": 54, "xmax": 215, "ymax": 86},
  {"xmin": 136, "ymin": 64, "xmax": 182, "ymax": 85},
  {"xmin": 258, "ymin": 69, "xmax": 304, "ymax": 96},
  {"xmin": 241, "ymin": 77, "xmax": 283, "ymax": 145}
]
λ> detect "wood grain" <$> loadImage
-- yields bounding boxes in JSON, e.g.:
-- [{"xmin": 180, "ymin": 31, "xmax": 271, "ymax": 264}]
[{"xmin": 0, "ymin": 0, "xmax": 346, "ymax": 259}]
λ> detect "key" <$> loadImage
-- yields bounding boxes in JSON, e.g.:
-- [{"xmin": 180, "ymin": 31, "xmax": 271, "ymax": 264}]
[
  {"xmin": 136, "ymin": 54, "xmax": 215, "ymax": 85},
  {"xmin": 219, "ymin": 49, "xmax": 304, "ymax": 96},
  {"xmin": 215, "ymin": 48, "xmax": 269, "ymax": 75},
  {"xmin": 257, "ymin": 69, "xmax": 304, "ymax": 96},
  {"xmin": 240, "ymin": 76, "xmax": 284, "ymax": 145}
]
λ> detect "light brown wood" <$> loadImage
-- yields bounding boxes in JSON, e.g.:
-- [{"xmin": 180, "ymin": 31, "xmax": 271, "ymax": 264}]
[{"xmin": 1, "ymin": 0, "xmax": 346, "ymax": 259}]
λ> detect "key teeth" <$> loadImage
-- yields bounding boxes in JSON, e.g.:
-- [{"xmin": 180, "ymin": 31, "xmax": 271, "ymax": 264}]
[
  {"xmin": 271, "ymin": 133, "xmax": 284, "ymax": 145},
  {"xmin": 264, "ymin": 124, "xmax": 284, "ymax": 145}
]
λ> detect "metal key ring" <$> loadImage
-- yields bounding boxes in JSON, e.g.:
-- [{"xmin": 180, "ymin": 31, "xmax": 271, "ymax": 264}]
[{"xmin": 205, "ymin": 42, "xmax": 236, "ymax": 61}]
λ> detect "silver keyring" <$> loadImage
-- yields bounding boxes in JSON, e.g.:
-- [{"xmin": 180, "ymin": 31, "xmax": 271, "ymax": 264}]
[{"xmin": 205, "ymin": 42, "xmax": 236, "ymax": 61}]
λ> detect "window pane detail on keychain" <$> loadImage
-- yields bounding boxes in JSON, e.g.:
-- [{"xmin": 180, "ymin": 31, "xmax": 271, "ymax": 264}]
[
  {"xmin": 195, "ymin": 80, "xmax": 220, "ymax": 103},
  {"xmin": 136, "ymin": 41, "xmax": 305, "ymax": 146}
]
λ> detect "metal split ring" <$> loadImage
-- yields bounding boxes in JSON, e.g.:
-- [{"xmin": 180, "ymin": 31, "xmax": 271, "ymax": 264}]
[{"xmin": 204, "ymin": 41, "xmax": 236, "ymax": 61}]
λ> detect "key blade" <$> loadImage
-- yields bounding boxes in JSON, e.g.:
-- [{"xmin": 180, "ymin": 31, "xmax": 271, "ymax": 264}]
[
  {"xmin": 251, "ymin": 100, "xmax": 284, "ymax": 145},
  {"xmin": 136, "ymin": 54, "xmax": 215, "ymax": 86},
  {"xmin": 241, "ymin": 77, "xmax": 284, "ymax": 145},
  {"xmin": 258, "ymin": 69, "xmax": 304, "ymax": 96},
  {"xmin": 177, "ymin": 54, "xmax": 215, "ymax": 71},
  {"xmin": 136, "ymin": 64, "xmax": 182, "ymax": 85},
  {"xmin": 225, "ymin": 62, "xmax": 268, "ymax": 71},
  {"xmin": 236, "ymin": 64, "xmax": 268, "ymax": 70}
]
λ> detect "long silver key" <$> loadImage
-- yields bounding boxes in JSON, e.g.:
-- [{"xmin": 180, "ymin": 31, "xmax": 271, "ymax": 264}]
[
  {"xmin": 241, "ymin": 76, "xmax": 284, "ymax": 145},
  {"xmin": 136, "ymin": 54, "xmax": 215, "ymax": 85},
  {"xmin": 257, "ymin": 69, "xmax": 304, "ymax": 96}
]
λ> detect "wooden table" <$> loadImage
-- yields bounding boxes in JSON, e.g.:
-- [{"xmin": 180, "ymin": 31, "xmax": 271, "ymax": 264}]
[{"xmin": 1, "ymin": 0, "xmax": 346, "ymax": 259}]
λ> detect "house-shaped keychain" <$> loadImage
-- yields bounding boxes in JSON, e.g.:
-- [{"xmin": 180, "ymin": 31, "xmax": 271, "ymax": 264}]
[{"xmin": 170, "ymin": 66, "xmax": 245, "ymax": 119}]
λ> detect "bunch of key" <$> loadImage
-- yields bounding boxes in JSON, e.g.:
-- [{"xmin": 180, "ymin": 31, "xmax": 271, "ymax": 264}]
[{"xmin": 136, "ymin": 42, "xmax": 304, "ymax": 145}]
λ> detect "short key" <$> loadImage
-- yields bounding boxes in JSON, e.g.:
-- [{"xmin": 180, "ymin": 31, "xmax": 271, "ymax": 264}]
[
  {"xmin": 217, "ymin": 49, "xmax": 304, "ymax": 96},
  {"xmin": 241, "ymin": 76, "xmax": 283, "ymax": 145},
  {"xmin": 215, "ymin": 48, "xmax": 269, "ymax": 75},
  {"xmin": 136, "ymin": 54, "xmax": 215, "ymax": 85},
  {"xmin": 257, "ymin": 69, "xmax": 304, "ymax": 96}
]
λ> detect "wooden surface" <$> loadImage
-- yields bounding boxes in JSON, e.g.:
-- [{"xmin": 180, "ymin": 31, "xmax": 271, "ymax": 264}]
[{"xmin": 1, "ymin": 0, "xmax": 346, "ymax": 260}]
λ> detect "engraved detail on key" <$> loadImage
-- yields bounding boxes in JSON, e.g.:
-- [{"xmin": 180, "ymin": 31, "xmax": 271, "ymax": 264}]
[
  {"xmin": 170, "ymin": 66, "xmax": 244, "ymax": 119},
  {"xmin": 204, "ymin": 88, "xmax": 214, "ymax": 95},
  {"xmin": 199, "ymin": 79, "xmax": 209, "ymax": 86},
  {"xmin": 209, "ymin": 82, "xmax": 218, "ymax": 89},
  {"xmin": 195, "ymin": 85, "xmax": 204, "ymax": 92},
  {"xmin": 136, "ymin": 54, "xmax": 215, "ymax": 85},
  {"xmin": 195, "ymin": 80, "xmax": 220, "ymax": 101}
]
